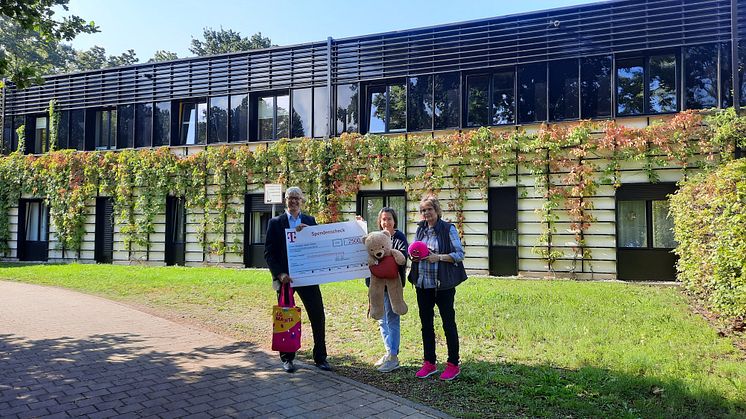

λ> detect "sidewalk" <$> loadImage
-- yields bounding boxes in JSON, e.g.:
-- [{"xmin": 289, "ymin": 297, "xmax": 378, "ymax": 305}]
[{"xmin": 0, "ymin": 281, "xmax": 451, "ymax": 419}]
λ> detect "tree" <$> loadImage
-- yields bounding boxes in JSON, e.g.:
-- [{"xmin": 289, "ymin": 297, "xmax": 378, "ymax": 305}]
[
  {"xmin": 189, "ymin": 27, "xmax": 271, "ymax": 56},
  {"xmin": 149, "ymin": 50, "xmax": 178, "ymax": 63},
  {"xmin": 0, "ymin": 0, "xmax": 98, "ymax": 88},
  {"xmin": 0, "ymin": 17, "xmax": 75, "ymax": 83},
  {"xmin": 66, "ymin": 46, "xmax": 139, "ymax": 72}
]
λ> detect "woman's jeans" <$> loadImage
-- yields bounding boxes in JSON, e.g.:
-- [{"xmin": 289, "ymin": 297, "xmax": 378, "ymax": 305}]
[
  {"xmin": 378, "ymin": 289, "xmax": 401, "ymax": 356},
  {"xmin": 416, "ymin": 287, "xmax": 459, "ymax": 365}
]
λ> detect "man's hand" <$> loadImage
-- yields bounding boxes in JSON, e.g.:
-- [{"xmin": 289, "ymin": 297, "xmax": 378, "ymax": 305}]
[
  {"xmin": 296, "ymin": 223, "xmax": 309, "ymax": 232},
  {"xmin": 279, "ymin": 273, "xmax": 293, "ymax": 284}
]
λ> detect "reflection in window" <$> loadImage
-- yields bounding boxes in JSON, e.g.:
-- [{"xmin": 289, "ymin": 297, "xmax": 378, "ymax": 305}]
[
  {"xmin": 407, "ymin": 75, "xmax": 434, "ymax": 131},
  {"xmin": 171, "ymin": 197, "xmax": 186, "ymax": 244},
  {"xmin": 251, "ymin": 211, "xmax": 271, "ymax": 244},
  {"xmin": 617, "ymin": 58, "xmax": 644, "ymax": 115},
  {"xmin": 491, "ymin": 229, "xmax": 517, "ymax": 247},
  {"xmin": 313, "ymin": 87, "xmax": 329, "ymax": 138},
  {"xmin": 208, "ymin": 96, "xmax": 229, "ymax": 143},
  {"xmin": 229, "ymin": 95, "xmax": 248, "ymax": 142},
  {"xmin": 518, "ymin": 63, "xmax": 547, "ymax": 123},
  {"xmin": 69, "ymin": 110, "xmax": 85, "ymax": 151},
  {"xmin": 652, "ymin": 200, "xmax": 675, "ymax": 248},
  {"xmin": 618, "ymin": 200, "xmax": 647, "ymax": 248},
  {"xmin": 257, "ymin": 94, "xmax": 289, "ymax": 141},
  {"xmin": 492, "ymin": 71, "xmax": 514, "ymax": 125},
  {"xmin": 291, "ymin": 88, "xmax": 312, "ymax": 138},
  {"xmin": 135, "ymin": 103, "xmax": 152, "ymax": 148},
  {"xmin": 117, "ymin": 105, "xmax": 134, "ymax": 149},
  {"xmin": 153, "ymin": 101, "xmax": 171, "ymax": 147},
  {"xmin": 336, "ymin": 83, "xmax": 358, "ymax": 134},
  {"xmin": 434, "ymin": 73, "xmax": 460, "ymax": 129},
  {"xmin": 24, "ymin": 201, "xmax": 48, "ymax": 241},
  {"xmin": 34, "ymin": 116, "xmax": 49, "ymax": 154},
  {"xmin": 56, "ymin": 111, "xmax": 69, "ymax": 150},
  {"xmin": 648, "ymin": 55, "xmax": 677, "ymax": 113},
  {"xmin": 258, "ymin": 96, "xmax": 275, "ymax": 140},
  {"xmin": 367, "ymin": 83, "xmax": 406, "ymax": 133},
  {"xmin": 179, "ymin": 101, "xmax": 207, "ymax": 145},
  {"xmin": 685, "ymin": 44, "xmax": 718, "ymax": 110},
  {"xmin": 581, "ymin": 56, "xmax": 612, "ymax": 119},
  {"xmin": 95, "ymin": 110, "xmax": 116, "ymax": 150},
  {"xmin": 549, "ymin": 59, "xmax": 579, "ymax": 121},
  {"xmin": 466, "ymin": 75, "xmax": 489, "ymax": 127}
]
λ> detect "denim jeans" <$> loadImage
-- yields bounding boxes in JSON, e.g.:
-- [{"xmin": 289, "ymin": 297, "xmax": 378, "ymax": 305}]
[{"xmin": 378, "ymin": 288, "xmax": 401, "ymax": 356}]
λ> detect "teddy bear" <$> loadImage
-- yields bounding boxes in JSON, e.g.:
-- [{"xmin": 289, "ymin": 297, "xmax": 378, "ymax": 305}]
[{"xmin": 364, "ymin": 230, "xmax": 407, "ymax": 320}]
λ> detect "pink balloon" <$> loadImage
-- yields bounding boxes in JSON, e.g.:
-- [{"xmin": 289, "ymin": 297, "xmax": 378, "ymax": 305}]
[{"xmin": 408, "ymin": 241, "xmax": 429, "ymax": 258}]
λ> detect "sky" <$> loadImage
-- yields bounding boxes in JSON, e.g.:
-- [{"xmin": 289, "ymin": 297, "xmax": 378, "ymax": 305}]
[{"xmin": 63, "ymin": 0, "xmax": 603, "ymax": 61}]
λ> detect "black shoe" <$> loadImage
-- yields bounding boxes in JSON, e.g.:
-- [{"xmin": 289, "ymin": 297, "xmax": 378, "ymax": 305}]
[
  {"xmin": 282, "ymin": 360, "xmax": 296, "ymax": 373},
  {"xmin": 315, "ymin": 360, "xmax": 332, "ymax": 371}
]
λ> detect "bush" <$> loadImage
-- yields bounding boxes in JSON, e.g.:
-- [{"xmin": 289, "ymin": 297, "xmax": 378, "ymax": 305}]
[{"xmin": 670, "ymin": 159, "xmax": 746, "ymax": 321}]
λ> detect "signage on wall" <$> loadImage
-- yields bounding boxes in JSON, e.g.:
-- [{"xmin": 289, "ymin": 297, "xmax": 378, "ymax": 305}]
[{"xmin": 264, "ymin": 184, "xmax": 284, "ymax": 205}]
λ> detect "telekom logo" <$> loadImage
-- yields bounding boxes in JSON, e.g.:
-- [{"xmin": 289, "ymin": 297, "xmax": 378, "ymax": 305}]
[{"xmin": 286, "ymin": 231, "xmax": 297, "ymax": 243}]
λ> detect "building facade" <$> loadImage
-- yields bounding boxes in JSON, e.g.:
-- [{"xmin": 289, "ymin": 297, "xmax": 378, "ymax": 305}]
[{"xmin": 1, "ymin": 0, "xmax": 744, "ymax": 279}]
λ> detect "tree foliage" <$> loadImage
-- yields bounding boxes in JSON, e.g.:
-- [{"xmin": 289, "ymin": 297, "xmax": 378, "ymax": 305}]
[
  {"xmin": 149, "ymin": 50, "xmax": 178, "ymax": 63},
  {"xmin": 0, "ymin": 0, "xmax": 97, "ymax": 88},
  {"xmin": 189, "ymin": 27, "xmax": 271, "ymax": 56}
]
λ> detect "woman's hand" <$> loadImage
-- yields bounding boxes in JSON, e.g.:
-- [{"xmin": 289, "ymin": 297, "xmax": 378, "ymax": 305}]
[{"xmin": 425, "ymin": 253, "xmax": 441, "ymax": 264}]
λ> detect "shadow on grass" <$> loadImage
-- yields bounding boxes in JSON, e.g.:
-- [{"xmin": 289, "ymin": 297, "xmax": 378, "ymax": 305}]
[
  {"xmin": 0, "ymin": 333, "xmax": 390, "ymax": 418},
  {"xmin": 329, "ymin": 354, "xmax": 745, "ymax": 418}
]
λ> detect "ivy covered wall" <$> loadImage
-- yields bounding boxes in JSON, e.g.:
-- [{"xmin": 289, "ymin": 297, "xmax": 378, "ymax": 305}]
[{"xmin": 0, "ymin": 109, "xmax": 741, "ymax": 277}]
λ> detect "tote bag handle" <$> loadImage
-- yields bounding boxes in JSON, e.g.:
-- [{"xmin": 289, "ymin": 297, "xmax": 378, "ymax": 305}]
[{"xmin": 279, "ymin": 282, "xmax": 295, "ymax": 307}]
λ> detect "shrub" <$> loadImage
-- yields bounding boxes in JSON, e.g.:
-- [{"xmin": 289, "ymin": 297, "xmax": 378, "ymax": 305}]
[{"xmin": 670, "ymin": 159, "xmax": 746, "ymax": 321}]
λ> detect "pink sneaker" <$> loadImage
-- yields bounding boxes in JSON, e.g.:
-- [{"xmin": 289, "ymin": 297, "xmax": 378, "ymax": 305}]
[
  {"xmin": 439, "ymin": 362, "xmax": 460, "ymax": 381},
  {"xmin": 415, "ymin": 361, "xmax": 438, "ymax": 379}
]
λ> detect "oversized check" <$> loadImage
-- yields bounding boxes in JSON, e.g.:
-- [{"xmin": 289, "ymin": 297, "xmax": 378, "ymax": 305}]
[{"xmin": 286, "ymin": 220, "xmax": 369, "ymax": 287}]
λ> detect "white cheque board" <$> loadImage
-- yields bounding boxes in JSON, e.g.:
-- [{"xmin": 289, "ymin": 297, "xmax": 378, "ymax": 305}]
[{"xmin": 286, "ymin": 220, "xmax": 369, "ymax": 287}]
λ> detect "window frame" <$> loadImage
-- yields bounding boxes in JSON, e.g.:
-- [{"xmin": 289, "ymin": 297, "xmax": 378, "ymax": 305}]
[
  {"xmin": 356, "ymin": 190, "xmax": 408, "ymax": 236},
  {"xmin": 254, "ymin": 91, "xmax": 290, "ymax": 142},
  {"xmin": 94, "ymin": 108, "xmax": 117, "ymax": 151},
  {"xmin": 615, "ymin": 51, "xmax": 680, "ymax": 117},
  {"xmin": 363, "ymin": 79, "xmax": 407, "ymax": 134}
]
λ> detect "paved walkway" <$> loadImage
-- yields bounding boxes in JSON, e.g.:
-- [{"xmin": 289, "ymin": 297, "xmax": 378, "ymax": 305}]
[{"xmin": 0, "ymin": 281, "xmax": 451, "ymax": 419}]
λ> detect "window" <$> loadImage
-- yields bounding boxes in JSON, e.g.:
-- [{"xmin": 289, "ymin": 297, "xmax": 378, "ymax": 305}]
[
  {"xmin": 408, "ymin": 75, "xmax": 434, "ymax": 131},
  {"xmin": 549, "ymin": 59, "xmax": 579, "ymax": 121},
  {"xmin": 117, "ymin": 105, "xmax": 134, "ymax": 149},
  {"xmin": 580, "ymin": 56, "xmax": 612, "ymax": 119},
  {"xmin": 357, "ymin": 192, "xmax": 407, "ymax": 235},
  {"xmin": 617, "ymin": 53, "xmax": 677, "ymax": 116},
  {"xmin": 153, "ymin": 101, "xmax": 171, "ymax": 147},
  {"xmin": 518, "ymin": 63, "xmax": 547, "ymax": 123},
  {"xmin": 229, "ymin": 94, "xmax": 248, "ymax": 142},
  {"xmin": 291, "ymin": 88, "xmax": 312, "ymax": 138},
  {"xmin": 719, "ymin": 43, "xmax": 733, "ymax": 109},
  {"xmin": 179, "ymin": 101, "xmax": 207, "ymax": 145},
  {"xmin": 366, "ymin": 82, "xmax": 406, "ymax": 134},
  {"xmin": 34, "ymin": 116, "xmax": 49, "ymax": 154},
  {"xmin": 685, "ymin": 44, "xmax": 718, "ymax": 110},
  {"xmin": 313, "ymin": 87, "xmax": 329, "ymax": 138},
  {"xmin": 335, "ymin": 83, "xmax": 359, "ymax": 134},
  {"xmin": 135, "ymin": 103, "xmax": 152, "ymax": 148},
  {"xmin": 257, "ymin": 94, "xmax": 289, "ymax": 141},
  {"xmin": 69, "ymin": 110, "xmax": 85, "ymax": 151},
  {"xmin": 466, "ymin": 75, "xmax": 489, "ymax": 127},
  {"xmin": 408, "ymin": 73, "xmax": 460, "ymax": 131},
  {"xmin": 617, "ymin": 192, "xmax": 676, "ymax": 249},
  {"xmin": 648, "ymin": 55, "xmax": 677, "ymax": 113},
  {"xmin": 55, "ymin": 111, "xmax": 69, "ymax": 150},
  {"xmin": 95, "ymin": 110, "xmax": 117, "ymax": 150},
  {"xmin": 616, "ymin": 58, "xmax": 644, "ymax": 115},
  {"xmin": 24, "ymin": 201, "xmax": 48, "ymax": 242},
  {"xmin": 208, "ymin": 96, "xmax": 229, "ymax": 144}
]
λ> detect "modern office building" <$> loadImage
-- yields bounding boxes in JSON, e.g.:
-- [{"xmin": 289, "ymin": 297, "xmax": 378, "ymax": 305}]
[{"xmin": 1, "ymin": 0, "xmax": 743, "ymax": 279}]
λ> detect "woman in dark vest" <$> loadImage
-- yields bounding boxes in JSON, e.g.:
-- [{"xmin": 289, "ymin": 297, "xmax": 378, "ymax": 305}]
[{"xmin": 408, "ymin": 195, "xmax": 467, "ymax": 381}]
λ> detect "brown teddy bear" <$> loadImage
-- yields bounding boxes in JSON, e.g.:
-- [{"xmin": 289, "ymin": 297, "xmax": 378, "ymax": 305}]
[{"xmin": 364, "ymin": 230, "xmax": 407, "ymax": 320}]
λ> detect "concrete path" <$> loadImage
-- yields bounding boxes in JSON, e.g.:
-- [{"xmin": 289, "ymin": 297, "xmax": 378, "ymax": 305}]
[{"xmin": 0, "ymin": 281, "xmax": 451, "ymax": 419}]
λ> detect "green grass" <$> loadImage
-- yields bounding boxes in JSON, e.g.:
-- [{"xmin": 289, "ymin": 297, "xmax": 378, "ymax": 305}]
[{"xmin": 1, "ymin": 263, "xmax": 744, "ymax": 418}]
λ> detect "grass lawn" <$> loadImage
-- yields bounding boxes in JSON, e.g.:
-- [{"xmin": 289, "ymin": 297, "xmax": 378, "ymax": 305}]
[{"xmin": 0, "ymin": 263, "xmax": 744, "ymax": 418}]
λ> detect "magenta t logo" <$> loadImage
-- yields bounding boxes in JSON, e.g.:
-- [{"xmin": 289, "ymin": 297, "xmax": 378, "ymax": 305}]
[{"xmin": 286, "ymin": 231, "xmax": 297, "ymax": 243}]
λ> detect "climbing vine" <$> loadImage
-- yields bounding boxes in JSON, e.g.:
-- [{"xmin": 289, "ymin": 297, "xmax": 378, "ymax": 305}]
[{"xmin": 0, "ymin": 109, "xmax": 739, "ymax": 267}]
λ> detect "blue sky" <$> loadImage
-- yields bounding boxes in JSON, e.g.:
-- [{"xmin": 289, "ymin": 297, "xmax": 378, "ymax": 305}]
[{"xmin": 64, "ymin": 0, "xmax": 602, "ymax": 61}]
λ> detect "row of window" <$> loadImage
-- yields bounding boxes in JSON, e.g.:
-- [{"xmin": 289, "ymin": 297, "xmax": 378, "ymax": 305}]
[{"xmin": 4, "ymin": 43, "xmax": 743, "ymax": 154}]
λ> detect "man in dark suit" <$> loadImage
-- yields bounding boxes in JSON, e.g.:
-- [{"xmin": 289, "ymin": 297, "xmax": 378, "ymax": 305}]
[{"xmin": 264, "ymin": 186, "xmax": 331, "ymax": 373}]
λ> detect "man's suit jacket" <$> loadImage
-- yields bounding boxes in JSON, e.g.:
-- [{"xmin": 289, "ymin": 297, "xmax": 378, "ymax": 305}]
[{"xmin": 264, "ymin": 212, "xmax": 317, "ymax": 291}]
